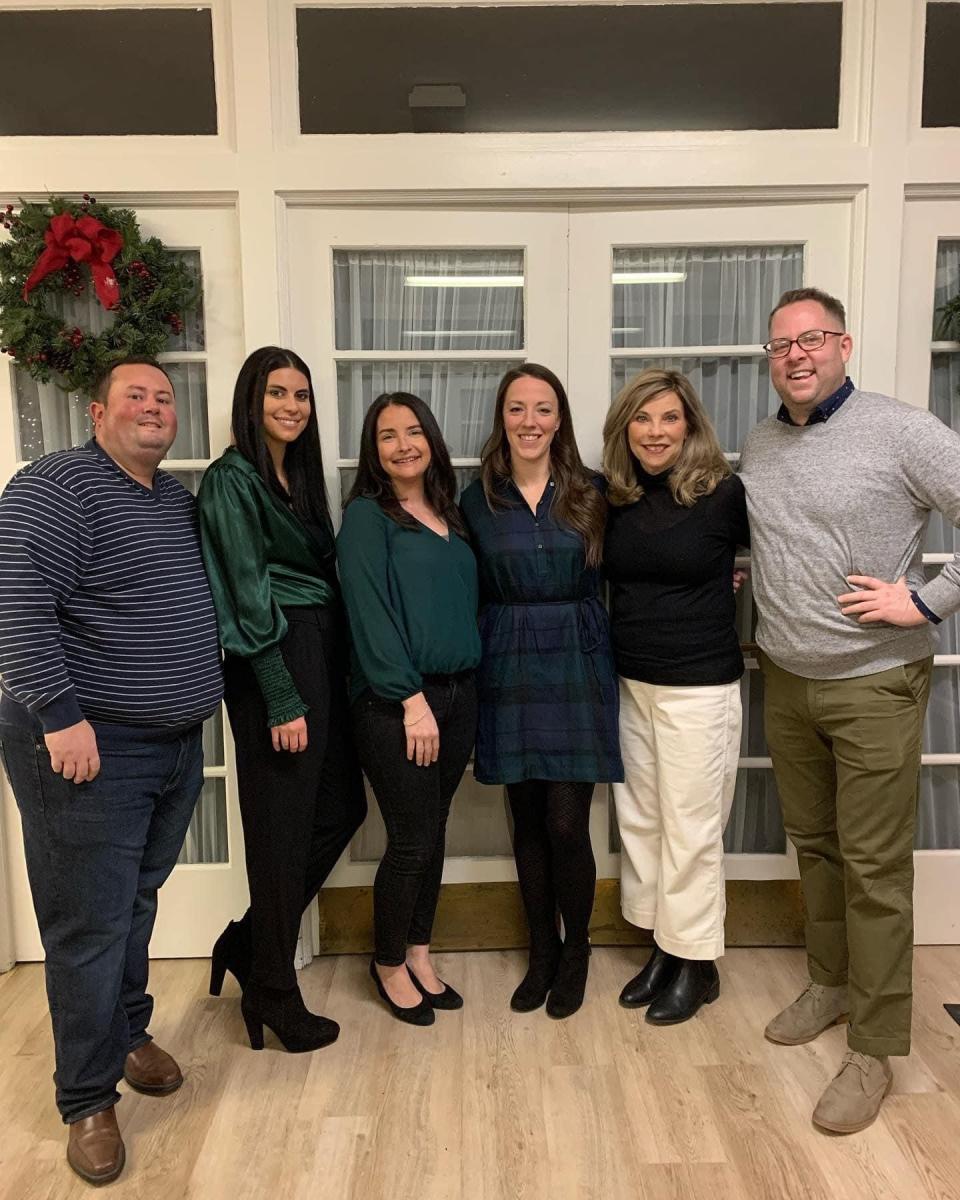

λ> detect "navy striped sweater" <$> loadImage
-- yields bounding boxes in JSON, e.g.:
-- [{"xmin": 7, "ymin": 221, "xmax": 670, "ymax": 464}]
[{"xmin": 0, "ymin": 440, "xmax": 223, "ymax": 733}]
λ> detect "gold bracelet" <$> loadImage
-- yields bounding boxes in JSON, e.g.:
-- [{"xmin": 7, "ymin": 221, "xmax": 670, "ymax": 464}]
[{"xmin": 403, "ymin": 707, "xmax": 429, "ymax": 727}]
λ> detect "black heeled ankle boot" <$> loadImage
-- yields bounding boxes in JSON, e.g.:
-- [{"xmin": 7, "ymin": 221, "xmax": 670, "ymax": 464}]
[
  {"xmin": 645, "ymin": 959, "xmax": 719, "ymax": 1026},
  {"xmin": 240, "ymin": 983, "xmax": 340, "ymax": 1052},
  {"xmin": 510, "ymin": 940, "xmax": 563, "ymax": 1013},
  {"xmin": 546, "ymin": 942, "xmax": 591, "ymax": 1020},
  {"xmin": 618, "ymin": 944, "xmax": 681, "ymax": 1009},
  {"xmin": 209, "ymin": 917, "xmax": 252, "ymax": 996}
]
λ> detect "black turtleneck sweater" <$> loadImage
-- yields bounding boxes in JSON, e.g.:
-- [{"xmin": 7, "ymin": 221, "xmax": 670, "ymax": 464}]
[{"xmin": 603, "ymin": 466, "xmax": 750, "ymax": 686}]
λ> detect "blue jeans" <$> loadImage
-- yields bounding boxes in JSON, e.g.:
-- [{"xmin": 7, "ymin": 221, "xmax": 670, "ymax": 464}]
[{"xmin": 0, "ymin": 718, "xmax": 203, "ymax": 1123}]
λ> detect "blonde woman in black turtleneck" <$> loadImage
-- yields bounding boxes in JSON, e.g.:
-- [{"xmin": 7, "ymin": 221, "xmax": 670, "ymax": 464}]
[{"xmin": 602, "ymin": 368, "xmax": 749, "ymax": 1026}]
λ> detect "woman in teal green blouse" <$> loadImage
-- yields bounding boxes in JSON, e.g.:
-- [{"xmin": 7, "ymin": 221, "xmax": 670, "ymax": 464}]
[
  {"xmin": 198, "ymin": 346, "xmax": 366, "ymax": 1053},
  {"xmin": 337, "ymin": 392, "xmax": 480, "ymax": 1026}
]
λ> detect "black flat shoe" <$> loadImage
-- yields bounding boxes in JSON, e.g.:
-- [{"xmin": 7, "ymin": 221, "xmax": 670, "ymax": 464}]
[
  {"xmin": 407, "ymin": 964, "xmax": 463, "ymax": 1010},
  {"xmin": 369, "ymin": 958, "xmax": 435, "ymax": 1026},
  {"xmin": 210, "ymin": 917, "xmax": 252, "ymax": 996},
  {"xmin": 619, "ymin": 944, "xmax": 681, "ymax": 1009},
  {"xmin": 645, "ymin": 959, "xmax": 720, "ymax": 1026},
  {"xmin": 546, "ymin": 943, "xmax": 591, "ymax": 1020},
  {"xmin": 510, "ymin": 945, "xmax": 562, "ymax": 1013},
  {"xmin": 240, "ymin": 983, "xmax": 340, "ymax": 1052}
]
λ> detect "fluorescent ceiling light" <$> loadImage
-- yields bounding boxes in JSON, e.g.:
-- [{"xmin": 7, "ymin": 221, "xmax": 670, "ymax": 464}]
[
  {"xmin": 613, "ymin": 271, "xmax": 687, "ymax": 284},
  {"xmin": 404, "ymin": 275, "xmax": 524, "ymax": 288}
]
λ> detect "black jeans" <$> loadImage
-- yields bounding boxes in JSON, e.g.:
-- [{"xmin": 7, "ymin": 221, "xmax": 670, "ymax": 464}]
[
  {"xmin": 353, "ymin": 673, "xmax": 477, "ymax": 966},
  {"xmin": 0, "ymin": 719, "xmax": 203, "ymax": 1123},
  {"xmin": 224, "ymin": 607, "xmax": 367, "ymax": 990}
]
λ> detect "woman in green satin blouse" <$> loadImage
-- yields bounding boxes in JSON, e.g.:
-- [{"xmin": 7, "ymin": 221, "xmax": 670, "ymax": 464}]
[{"xmin": 198, "ymin": 346, "xmax": 366, "ymax": 1054}]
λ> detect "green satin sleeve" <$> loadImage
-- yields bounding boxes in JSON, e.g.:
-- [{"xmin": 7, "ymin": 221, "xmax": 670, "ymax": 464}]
[{"xmin": 197, "ymin": 462, "xmax": 307, "ymax": 726}]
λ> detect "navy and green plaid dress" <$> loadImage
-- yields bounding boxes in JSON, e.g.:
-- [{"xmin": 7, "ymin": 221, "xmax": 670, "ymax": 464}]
[{"xmin": 460, "ymin": 476, "xmax": 623, "ymax": 786}]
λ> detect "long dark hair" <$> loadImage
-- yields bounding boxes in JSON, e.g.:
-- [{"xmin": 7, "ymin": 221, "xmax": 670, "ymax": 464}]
[
  {"xmin": 230, "ymin": 346, "xmax": 332, "ymax": 531},
  {"xmin": 345, "ymin": 391, "xmax": 466, "ymax": 537},
  {"xmin": 480, "ymin": 363, "xmax": 605, "ymax": 566}
]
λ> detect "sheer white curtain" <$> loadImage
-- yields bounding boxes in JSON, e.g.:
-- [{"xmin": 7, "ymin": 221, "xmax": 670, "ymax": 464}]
[
  {"xmin": 333, "ymin": 248, "xmax": 524, "ymax": 460},
  {"xmin": 611, "ymin": 243, "xmax": 803, "ymax": 453}
]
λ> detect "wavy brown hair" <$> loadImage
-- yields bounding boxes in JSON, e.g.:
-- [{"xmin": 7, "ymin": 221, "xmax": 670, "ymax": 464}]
[
  {"xmin": 479, "ymin": 363, "xmax": 605, "ymax": 567},
  {"xmin": 603, "ymin": 368, "xmax": 730, "ymax": 508}
]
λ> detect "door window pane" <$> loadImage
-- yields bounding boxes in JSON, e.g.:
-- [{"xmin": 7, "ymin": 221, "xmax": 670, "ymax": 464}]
[
  {"xmin": 918, "ymin": 768, "xmax": 960, "ymax": 847},
  {"xmin": 178, "ymin": 777, "xmax": 228, "ymax": 864},
  {"xmin": 334, "ymin": 249, "xmax": 524, "ymax": 351},
  {"xmin": 611, "ymin": 356, "xmax": 776, "ymax": 455},
  {"xmin": 337, "ymin": 360, "xmax": 519, "ymax": 459},
  {"xmin": 165, "ymin": 251, "xmax": 206, "ymax": 353},
  {"xmin": 163, "ymin": 363, "xmax": 210, "ymax": 459},
  {"xmin": 613, "ymin": 244, "xmax": 804, "ymax": 349}
]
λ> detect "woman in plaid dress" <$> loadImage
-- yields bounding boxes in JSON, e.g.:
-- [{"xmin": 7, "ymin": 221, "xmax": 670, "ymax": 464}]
[{"xmin": 460, "ymin": 364, "xmax": 622, "ymax": 1019}]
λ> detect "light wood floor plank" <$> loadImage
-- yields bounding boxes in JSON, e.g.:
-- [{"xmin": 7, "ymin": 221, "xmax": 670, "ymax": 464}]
[{"xmin": 2, "ymin": 947, "xmax": 960, "ymax": 1200}]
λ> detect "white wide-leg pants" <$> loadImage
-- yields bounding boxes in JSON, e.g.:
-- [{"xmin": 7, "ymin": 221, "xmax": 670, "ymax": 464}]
[{"xmin": 613, "ymin": 677, "xmax": 741, "ymax": 960}]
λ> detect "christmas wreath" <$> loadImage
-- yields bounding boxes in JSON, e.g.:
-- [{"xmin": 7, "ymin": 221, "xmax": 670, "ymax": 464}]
[{"xmin": 0, "ymin": 195, "xmax": 199, "ymax": 396}]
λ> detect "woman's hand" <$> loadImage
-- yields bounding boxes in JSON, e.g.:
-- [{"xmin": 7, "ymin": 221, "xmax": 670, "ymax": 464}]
[
  {"xmin": 403, "ymin": 692, "xmax": 440, "ymax": 767},
  {"xmin": 271, "ymin": 716, "xmax": 308, "ymax": 753}
]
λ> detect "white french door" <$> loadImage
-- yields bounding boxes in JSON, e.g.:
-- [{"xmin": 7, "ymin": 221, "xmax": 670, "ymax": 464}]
[
  {"xmin": 567, "ymin": 200, "xmax": 854, "ymax": 884},
  {"xmin": 1, "ymin": 205, "xmax": 251, "ymax": 958},
  {"xmin": 283, "ymin": 198, "xmax": 860, "ymax": 895},
  {"xmin": 285, "ymin": 205, "xmax": 569, "ymax": 887},
  {"xmin": 899, "ymin": 198, "xmax": 960, "ymax": 944}
]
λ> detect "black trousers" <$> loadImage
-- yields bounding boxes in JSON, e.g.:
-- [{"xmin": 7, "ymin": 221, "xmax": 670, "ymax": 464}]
[
  {"xmin": 223, "ymin": 607, "xmax": 367, "ymax": 990},
  {"xmin": 353, "ymin": 673, "xmax": 477, "ymax": 966}
]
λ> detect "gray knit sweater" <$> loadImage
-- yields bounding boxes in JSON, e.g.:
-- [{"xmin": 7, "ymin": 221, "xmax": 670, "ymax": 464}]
[{"xmin": 739, "ymin": 388, "xmax": 960, "ymax": 679}]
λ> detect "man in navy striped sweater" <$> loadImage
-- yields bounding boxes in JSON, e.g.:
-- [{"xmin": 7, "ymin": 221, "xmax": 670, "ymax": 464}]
[{"xmin": 0, "ymin": 357, "xmax": 223, "ymax": 1185}]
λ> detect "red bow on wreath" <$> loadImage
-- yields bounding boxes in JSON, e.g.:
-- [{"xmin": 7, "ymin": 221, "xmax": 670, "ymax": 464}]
[{"xmin": 22, "ymin": 213, "xmax": 124, "ymax": 310}]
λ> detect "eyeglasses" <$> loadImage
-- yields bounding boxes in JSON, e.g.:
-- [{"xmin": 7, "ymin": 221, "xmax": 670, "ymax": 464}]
[{"xmin": 763, "ymin": 329, "xmax": 845, "ymax": 359}]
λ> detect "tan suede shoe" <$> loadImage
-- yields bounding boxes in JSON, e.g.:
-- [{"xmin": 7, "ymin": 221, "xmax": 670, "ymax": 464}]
[
  {"xmin": 123, "ymin": 1041, "xmax": 183, "ymax": 1095},
  {"xmin": 764, "ymin": 981, "xmax": 848, "ymax": 1045},
  {"xmin": 67, "ymin": 1106, "xmax": 125, "ymax": 1185},
  {"xmin": 813, "ymin": 1051, "xmax": 893, "ymax": 1133}
]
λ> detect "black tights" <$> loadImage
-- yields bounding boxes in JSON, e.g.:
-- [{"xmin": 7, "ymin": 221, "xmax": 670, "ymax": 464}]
[{"xmin": 506, "ymin": 780, "xmax": 596, "ymax": 953}]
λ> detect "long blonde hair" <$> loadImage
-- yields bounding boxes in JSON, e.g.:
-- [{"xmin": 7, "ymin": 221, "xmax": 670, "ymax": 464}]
[{"xmin": 602, "ymin": 368, "xmax": 730, "ymax": 508}]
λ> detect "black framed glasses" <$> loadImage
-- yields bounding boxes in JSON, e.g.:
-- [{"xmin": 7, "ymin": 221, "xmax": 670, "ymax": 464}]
[{"xmin": 763, "ymin": 329, "xmax": 845, "ymax": 359}]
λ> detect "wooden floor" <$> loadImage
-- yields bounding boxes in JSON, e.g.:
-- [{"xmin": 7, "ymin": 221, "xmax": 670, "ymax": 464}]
[{"xmin": 1, "ymin": 947, "xmax": 960, "ymax": 1200}]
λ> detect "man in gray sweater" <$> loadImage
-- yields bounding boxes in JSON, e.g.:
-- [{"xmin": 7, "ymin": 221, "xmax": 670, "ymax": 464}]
[{"xmin": 740, "ymin": 286, "xmax": 960, "ymax": 1134}]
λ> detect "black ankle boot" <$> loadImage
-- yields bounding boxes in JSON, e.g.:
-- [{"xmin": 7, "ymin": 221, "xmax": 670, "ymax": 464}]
[
  {"xmin": 209, "ymin": 917, "xmax": 252, "ymax": 996},
  {"xmin": 546, "ymin": 943, "xmax": 591, "ymax": 1020},
  {"xmin": 240, "ymin": 983, "xmax": 340, "ymax": 1052},
  {"xmin": 645, "ymin": 959, "xmax": 719, "ymax": 1026},
  {"xmin": 510, "ymin": 941, "xmax": 563, "ymax": 1013},
  {"xmin": 619, "ymin": 944, "xmax": 681, "ymax": 1009}
]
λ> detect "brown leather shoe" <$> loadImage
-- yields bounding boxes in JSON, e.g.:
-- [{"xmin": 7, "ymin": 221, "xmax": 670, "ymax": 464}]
[
  {"xmin": 123, "ymin": 1041, "xmax": 183, "ymax": 1095},
  {"xmin": 67, "ymin": 1106, "xmax": 125, "ymax": 1185}
]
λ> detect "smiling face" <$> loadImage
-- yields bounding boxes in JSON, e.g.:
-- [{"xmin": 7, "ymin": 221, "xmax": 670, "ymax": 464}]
[
  {"xmin": 261, "ymin": 367, "xmax": 311, "ymax": 456},
  {"xmin": 502, "ymin": 375, "xmax": 561, "ymax": 468},
  {"xmin": 376, "ymin": 403, "xmax": 431, "ymax": 487},
  {"xmin": 89, "ymin": 363, "xmax": 177, "ymax": 470},
  {"xmin": 768, "ymin": 299, "xmax": 853, "ymax": 422},
  {"xmin": 628, "ymin": 390, "xmax": 688, "ymax": 474}
]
